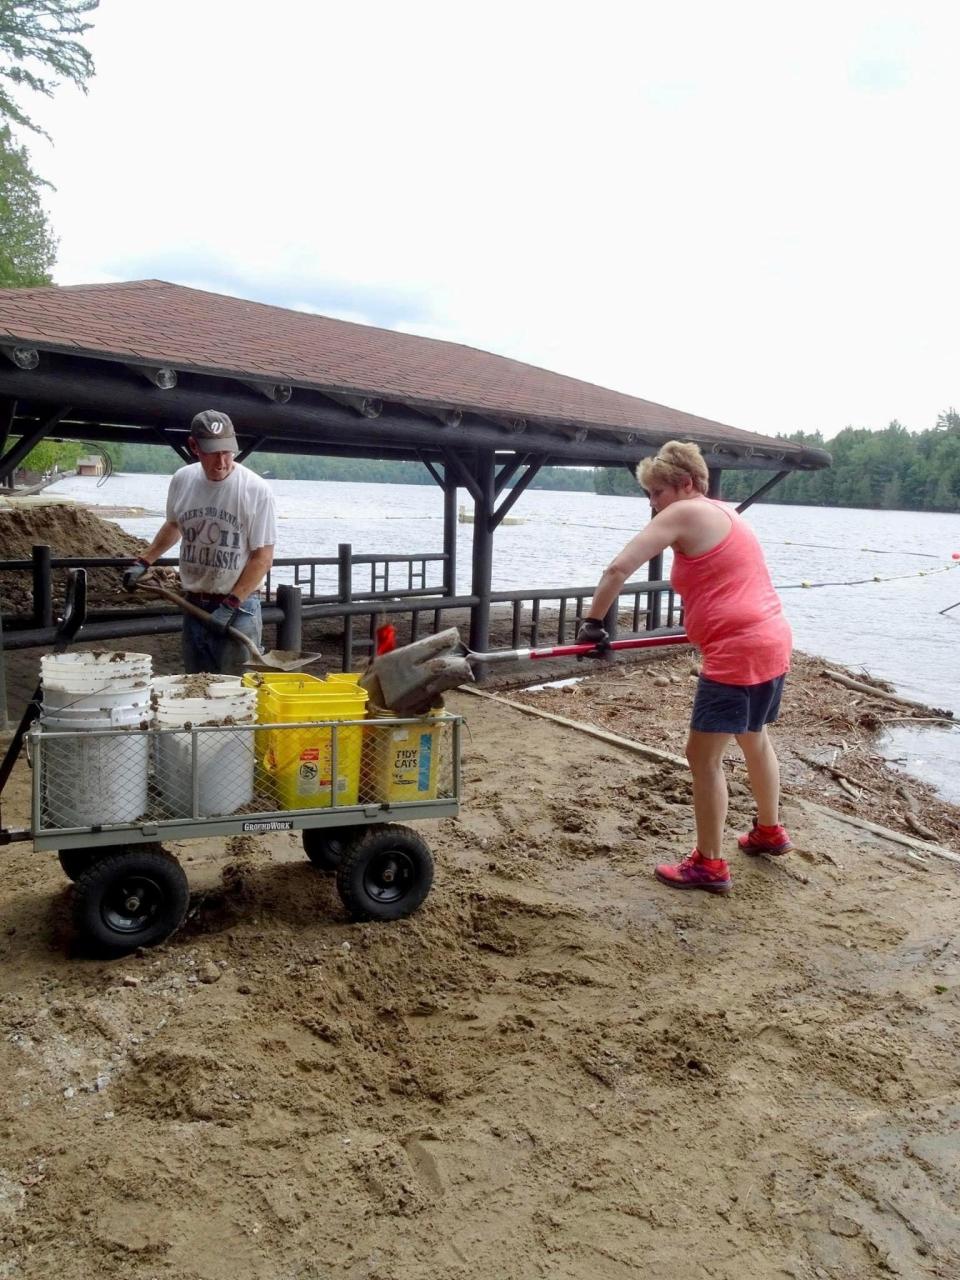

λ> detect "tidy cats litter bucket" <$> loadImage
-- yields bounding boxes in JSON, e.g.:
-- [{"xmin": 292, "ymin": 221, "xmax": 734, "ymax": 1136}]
[
  {"xmin": 153, "ymin": 675, "xmax": 257, "ymax": 818},
  {"xmin": 41, "ymin": 650, "xmax": 153, "ymax": 715},
  {"xmin": 40, "ymin": 704, "xmax": 151, "ymax": 826},
  {"xmin": 260, "ymin": 680, "xmax": 368, "ymax": 809},
  {"xmin": 360, "ymin": 708, "xmax": 443, "ymax": 805}
]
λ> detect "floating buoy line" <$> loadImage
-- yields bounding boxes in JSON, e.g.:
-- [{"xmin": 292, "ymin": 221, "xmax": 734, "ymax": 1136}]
[{"xmin": 779, "ymin": 560, "xmax": 960, "ymax": 591}]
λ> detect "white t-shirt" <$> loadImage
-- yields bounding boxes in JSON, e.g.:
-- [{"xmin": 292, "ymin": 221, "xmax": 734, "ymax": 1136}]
[{"xmin": 166, "ymin": 462, "xmax": 277, "ymax": 594}]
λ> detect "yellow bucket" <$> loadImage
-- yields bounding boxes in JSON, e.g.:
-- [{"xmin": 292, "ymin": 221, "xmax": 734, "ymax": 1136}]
[
  {"xmin": 360, "ymin": 708, "xmax": 443, "ymax": 804},
  {"xmin": 243, "ymin": 672, "xmax": 325, "ymax": 756},
  {"xmin": 325, "ymin": 672, "xmax": 363, "ymax": 685},
  {"xmin": 261, "ymin": 684, "xmax": 368, "ymax": 810}
]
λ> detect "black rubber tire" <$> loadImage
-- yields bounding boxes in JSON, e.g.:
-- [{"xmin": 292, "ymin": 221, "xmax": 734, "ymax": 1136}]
[
  {"xmin": 58, "ymin": 847, "xmax": 117, "ymax": 882},
  {"xmin": 336, "ymin": 824, "xmax": 434, "ymax": 923},
  {"xmin": 72, "ymin": 849, "xmax": 190, "ymax": 957},
  {"xmin": 302, "ymin": 826, "xmax": 356, "ymax": 873}
]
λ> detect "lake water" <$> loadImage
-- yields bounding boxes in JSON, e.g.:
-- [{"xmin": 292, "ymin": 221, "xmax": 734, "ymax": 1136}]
[{"xmin": 45, "ymin": 472, "xmax": 960, "ymax": 803}]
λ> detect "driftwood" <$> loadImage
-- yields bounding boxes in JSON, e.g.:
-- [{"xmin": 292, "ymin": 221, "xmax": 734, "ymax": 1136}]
[
  {"xmin": 792, "ymin": 800, "xmax": 960, "ymax": 866},
  {"xmin": 460, "ymin": 688, "xmax": 960, "ymax": 868},
  {"xmin": 459, "ymin": 687, "xmax": 688, "ymax": 767},
  {"xmin": 795, "ymin": 751, "xmax": 878, "ymax": 793},
  {"xmin": 895, "ymin": 784, "xmax": 939, "ymax": 841},
  {"xmin": 821, "ymin": 669, "xmax": 954, "ymax": 719},
  {"xmin": 903, "ymin": 812, "xmax": 939, "ymax": 841}
]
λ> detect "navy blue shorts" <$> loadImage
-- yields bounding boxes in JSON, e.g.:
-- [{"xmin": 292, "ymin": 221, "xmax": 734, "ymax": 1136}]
[{"xmin": 690, "ymin": 673, "xmax": 786, "ymax": 734}]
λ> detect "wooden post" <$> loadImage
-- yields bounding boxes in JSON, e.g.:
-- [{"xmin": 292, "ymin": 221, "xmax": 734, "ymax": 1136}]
[
  {"xmin": 338, "ymin": 543, "xmax": 353, "ymax": 671},
  {"xmin": 647, "ymin": 553, "xmax": 664, "ymax": 630},
  {"xmin": 276, "ymin": 583, "xmax": 302, "ymax": 653},
  {"xmin": 32, "ymin": 544, "xmax": 53, "ymax": 629},
  {"xmin": 469, "ymin": 449, "xmax": 496, "ymax": 658},
  {"xmin": 443, "ymin": 465, "xmax": 458, "ymax": 597}
]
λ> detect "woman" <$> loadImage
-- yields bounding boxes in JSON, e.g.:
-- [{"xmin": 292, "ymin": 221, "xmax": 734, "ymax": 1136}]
[{"xmin": 577, "ymin": 441, "xmax": 793, "ymax": 894}]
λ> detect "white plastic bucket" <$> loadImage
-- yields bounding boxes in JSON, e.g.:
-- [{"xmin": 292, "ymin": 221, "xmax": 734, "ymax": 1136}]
[
  {"xmin": 40, "ymin": 704, "xmax": 150, "ymax": 827},
  {"xmin": 41, "ymin": 650, "xmax": 153, "ymax": 714},
  {"xmin": 152, "ymin": 675, "xmax": 257, "ymax": 817}
]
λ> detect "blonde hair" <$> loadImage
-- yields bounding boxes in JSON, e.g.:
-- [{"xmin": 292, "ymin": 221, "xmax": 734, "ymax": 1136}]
[{"xmin": 635, "ymin": 441, "xmax": 709, "ymax": 496}]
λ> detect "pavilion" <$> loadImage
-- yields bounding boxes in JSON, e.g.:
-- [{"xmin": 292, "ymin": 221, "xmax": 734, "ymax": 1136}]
[{"xmin": 0, "ymin": 281, "xmax": 830, "ymax": 649}]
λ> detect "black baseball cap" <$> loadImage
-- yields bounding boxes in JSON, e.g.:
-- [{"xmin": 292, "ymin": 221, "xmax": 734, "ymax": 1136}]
[{"xmin": 190, "ymin": 409, "xmax": 239, "ymax": 454}]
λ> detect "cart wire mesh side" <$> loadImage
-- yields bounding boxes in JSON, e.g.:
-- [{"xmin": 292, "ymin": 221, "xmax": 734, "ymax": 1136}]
[{"xmin": 29, "ymin": 714, "xmax": 462, "ymax": 849}]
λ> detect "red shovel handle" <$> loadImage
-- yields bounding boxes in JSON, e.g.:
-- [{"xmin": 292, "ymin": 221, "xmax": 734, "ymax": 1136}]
[
  {"xmin": 469, "ymin": 633, "xmax": 689, "ymax": 664},
  {"xmin": 526, "ymin": 633, "xmax": 689, "ymax": 660}
]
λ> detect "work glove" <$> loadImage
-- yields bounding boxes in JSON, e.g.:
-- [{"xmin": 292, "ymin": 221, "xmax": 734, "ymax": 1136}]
[
  {"xmin": 576, "ymin": 617, "xmax": 611, "ymax": 660},
  {"xmin": 122, "ymin": 558, "xmax": 151, "ymax": 592},
  {"xmin": 208, "ymin": 594, "xmax": 243, "ymax": 633}
]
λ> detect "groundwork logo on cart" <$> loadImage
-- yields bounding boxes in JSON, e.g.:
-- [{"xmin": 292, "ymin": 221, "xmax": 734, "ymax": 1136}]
[{"xmin": 242, "ymin": 819, "xmax": 294, "ymax": 833}]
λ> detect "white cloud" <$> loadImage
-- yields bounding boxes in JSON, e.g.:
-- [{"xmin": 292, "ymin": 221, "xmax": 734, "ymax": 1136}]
[{"xmin": 17, "ymin": 0, "xmax": 960, "ymax": 438}]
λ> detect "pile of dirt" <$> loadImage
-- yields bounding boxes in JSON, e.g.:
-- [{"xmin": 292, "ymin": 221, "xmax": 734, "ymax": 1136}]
[{"xmin": 0, "ymin": 503, "xmax": 149, "ymax": 616}]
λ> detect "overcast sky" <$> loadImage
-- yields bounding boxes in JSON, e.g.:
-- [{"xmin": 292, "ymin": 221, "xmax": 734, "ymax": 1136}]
[{"xmin": 20, "ymin": 0, "xmax": 960, "ymax": 440}]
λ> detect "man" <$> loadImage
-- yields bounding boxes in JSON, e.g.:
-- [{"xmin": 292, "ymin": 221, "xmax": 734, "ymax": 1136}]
[{"xmin": 124, "ymin": 410, "xmax": 277, "ymax": 675}]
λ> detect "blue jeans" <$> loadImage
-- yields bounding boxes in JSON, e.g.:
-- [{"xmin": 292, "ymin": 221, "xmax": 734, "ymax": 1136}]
[{"xmin": 182, "ymin": 595, "xmax": 262, "ymax": 676}]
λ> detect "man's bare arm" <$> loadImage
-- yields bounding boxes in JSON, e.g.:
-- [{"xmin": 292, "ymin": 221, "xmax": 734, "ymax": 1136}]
[
  {"xmin": 229, "ymin": 545, "xmax": 274, "ymax": 602},
  {"xmin": 140, "ymin": 519, "xmax": 182, "ymax": 564}
]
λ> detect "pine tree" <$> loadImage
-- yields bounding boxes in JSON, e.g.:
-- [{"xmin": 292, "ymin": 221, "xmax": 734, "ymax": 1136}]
[{"xmin": 0, "ymin": 123, "xmax": 56, "ymax": 284}]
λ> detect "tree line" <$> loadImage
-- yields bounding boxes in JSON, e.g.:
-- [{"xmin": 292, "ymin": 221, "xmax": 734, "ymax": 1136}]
[
  {"xmin": 17, "ymin": 413, "xmax": 960, "ymax": 511},
  {"xmin": 52, "ymin": 441, "xmax": 595, "ymax": 491},
  {"xmin": 594, "ymin": 412, "xmax": 960, "ymax": 512}
]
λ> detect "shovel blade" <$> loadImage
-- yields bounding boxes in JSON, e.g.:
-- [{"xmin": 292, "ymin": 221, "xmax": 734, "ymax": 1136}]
[
  {"xmin": 244, "ymin": 650, "xmax": 323, "ymax": 672},
  {"xmin": 362, "ymin": 628, "xmax": 473, "ymax": 713}
]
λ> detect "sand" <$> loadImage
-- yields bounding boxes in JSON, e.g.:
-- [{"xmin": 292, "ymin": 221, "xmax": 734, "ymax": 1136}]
[
  {"xmin": 0, "ymin": 504, "xmax": 149, "ymax": 616},
  {"xmin": 1, "ymin": 652, "xmax": 958, "ymax": 1279}
]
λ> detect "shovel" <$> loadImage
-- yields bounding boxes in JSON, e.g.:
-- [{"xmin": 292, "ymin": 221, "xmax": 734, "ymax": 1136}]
[
  {"xmin": 134, "ymin": 584, "xmax": 323, "ymax": 672},
  {"xmin": 362, "ymin": 627, "xmax": 690, "ymax": 715}
]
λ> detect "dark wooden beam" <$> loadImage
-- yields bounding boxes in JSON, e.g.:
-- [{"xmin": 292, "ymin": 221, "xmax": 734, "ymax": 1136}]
[
  {"xmin": 736, "ymin": 470, "xmax": 790, "ymax": 512},
  {"xmin": 442, "ymin": 466, "xmax": 457, "ymax": 596},
  {"xmin": 469, "ymin": 449, "xmax": 496, "ymax": 654},
  {"xmin": 0, "ymin": 355, "xmax": 833, "ymax": 473},
  {"xmin": 491, "ymin": 460, "xmax": 543, "ymax": 529},
  {"xmin": 0, "ymin": 406, "xmax": 70, "ymax": 481},
  {"xmin": 150, "ymin": 423, "xmax": 191, "ymax": 462},
  {"xmin": 442, "ymin": 448, "xmax": 483, "ymax": 504},
  {"xmin": 235, "ymin": 435, "xmax": 268, "ymax": 464},
  {"xmin": 0, "ymin": 397, "xmax": 15, "ymax": 458},
  {"xmin": 417, "ymin": 453, "xmax": 444, "ymax": 487},
  {"xmin": 495, "ymin": 452, "xmax": 534, "ymax": 497}
]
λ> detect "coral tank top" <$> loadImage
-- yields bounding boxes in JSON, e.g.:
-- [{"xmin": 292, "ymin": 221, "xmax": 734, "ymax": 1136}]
[{"xmin": 670, "ymin": 499, "xmax": 792, "ymax": 685}]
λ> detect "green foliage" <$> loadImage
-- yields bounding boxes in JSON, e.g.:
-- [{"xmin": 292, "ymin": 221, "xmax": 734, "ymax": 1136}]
[
  {"xmin": 0, "ymin": 0, "xmax": 98, "ymax": 136},
  {"xmin": 593, "ymin": 414, "xmax": 960, "ymax": 512},
  {"xmin": 15, "ymin": 437, "xmax": 122, "ymax": 473},
  {"xmin": 116, "ymin": 445, "xmax": 596, "ymax": 490},
  {"xmin": 594, "ymin": 464, "xmax": 642, "ymax": 496},
  {"xmin": 0, "ymin": 123, "xmax": 55, "ymax": 284},
  {"xmin": 21, "ymin": 436, "xmax": 82, "ymax": 471}
]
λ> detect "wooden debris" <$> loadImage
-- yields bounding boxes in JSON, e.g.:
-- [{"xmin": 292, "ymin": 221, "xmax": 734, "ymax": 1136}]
[
  {"xmin": 796, "ymin": 799, "xmax": 960, "ymax": 866},
  {"xmin": 795, "ymin": 751, "xmax": 877, "ymax": 793},
  {"xmin": 821, "ymin": 669, "xmax": 954, "ymax": 719}
]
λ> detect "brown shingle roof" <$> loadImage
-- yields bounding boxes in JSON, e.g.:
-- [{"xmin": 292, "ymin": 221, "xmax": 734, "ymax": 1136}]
[{"xmin": 0, "ymin": 279, "xmax": 783, "ymax": 449}]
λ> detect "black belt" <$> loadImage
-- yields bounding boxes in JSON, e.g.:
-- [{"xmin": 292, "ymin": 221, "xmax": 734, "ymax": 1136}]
[{"xmin": 184, "ymin": 591, "xmax": 259, "ymax": 606}]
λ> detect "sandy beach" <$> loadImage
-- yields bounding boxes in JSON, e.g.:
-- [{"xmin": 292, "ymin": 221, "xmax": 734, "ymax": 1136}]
[{"xmin": 1, "ymin": 647, "xmax": 958, "ymax": 1279}]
